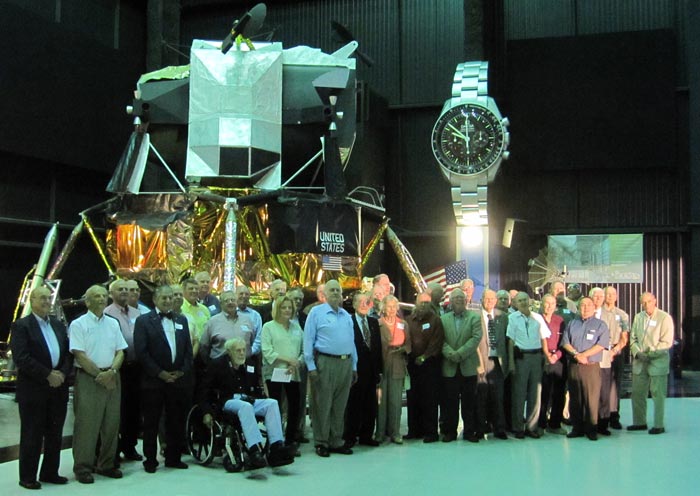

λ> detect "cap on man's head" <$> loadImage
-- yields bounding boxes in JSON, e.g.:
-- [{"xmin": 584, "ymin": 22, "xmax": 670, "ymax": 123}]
[{"xmin": 567, "ymin": 283, "xmax": 581, "ymax": 291}]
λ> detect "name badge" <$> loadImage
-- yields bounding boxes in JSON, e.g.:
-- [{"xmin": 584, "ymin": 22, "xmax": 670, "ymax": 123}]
[
  {"xmin": 241, "ymin": 325, "xmax": 250, "ymax": 332},
  {"xmin": 586, "ymin": 332, "xmax": 595, "ymax": 341},
  {"xmin": 649, "ymin": 320, "xmax": 657, "ymax": 327},
  {"xmin": 397, "ymin": 322, "xmax": 405, "ymax": 330},
  {"xmin": 422, "ymin": 323, "xmax": 431, "ymax": 331},
  {"xmin": 246, "ymin": 365, "xmax": 255, "ymax": 373},
  {"xmin": 175, "ymin": 323, "xmax": 183, "ymax": 330},
  {"xmin": 564, "ymin": 309, "xmax": 570, "ymax": 314},
  {"xmin": 208, "ymin": 304, "xmax": 217, "ymax": 312}
]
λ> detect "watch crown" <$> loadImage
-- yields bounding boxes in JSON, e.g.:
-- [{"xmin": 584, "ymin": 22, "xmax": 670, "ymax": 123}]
[
  {"xmin": 502, "ymin": 151, "xmax": 510, "ymax": 160},
  {"xmin": 502, "ymin": 117, "xmax": 510, "ymax": 127}
]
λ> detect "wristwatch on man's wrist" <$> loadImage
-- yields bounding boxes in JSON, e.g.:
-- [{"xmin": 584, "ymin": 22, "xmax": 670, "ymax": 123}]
[{"xmin": 431, "ymin": 61, "xmax": 510, "ymax": 226}]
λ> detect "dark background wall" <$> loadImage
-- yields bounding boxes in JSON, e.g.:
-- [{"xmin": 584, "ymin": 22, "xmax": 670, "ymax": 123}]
[
  {"xmin": 0, "ymin": 0, "xmax": 147, "ymax": 340},
  {"xmin": 0, "ymin": 0, "xmax": 697, "ymax": 367}
]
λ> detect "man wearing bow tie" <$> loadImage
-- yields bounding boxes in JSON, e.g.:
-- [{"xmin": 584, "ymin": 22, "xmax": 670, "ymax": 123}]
[{"xmin": 134, "ymin": 285, "xmax": 193, "ymax": 473}]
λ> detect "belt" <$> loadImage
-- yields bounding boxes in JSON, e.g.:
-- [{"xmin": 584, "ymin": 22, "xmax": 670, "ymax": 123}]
[
  {"xmin": 318, "ymin": 351, "xmax": 351, "ymax": 360},
  {"xmin": 519, "ymin": 349, "xmax": 541, "ymax": 355}
]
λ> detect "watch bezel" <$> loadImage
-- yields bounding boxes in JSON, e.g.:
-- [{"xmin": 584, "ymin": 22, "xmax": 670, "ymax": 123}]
[{"xmin": 431, "ymin": 102, "xmax": 507, "ymax": 176}]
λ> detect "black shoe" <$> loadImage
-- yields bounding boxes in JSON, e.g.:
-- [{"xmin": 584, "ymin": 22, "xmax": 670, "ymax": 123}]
[
  {"xmin": 566, "ymin": 430, "xmax": 584, "ymax": 439},
  {"xmin": 359, "ymin": 438, "xmax": 380, "ymax": 447},
  {"xmin": 649, "ymin": 427, "xmax": 665, "ymax": 435},
  {"xmin": 329, "ymin": 445, "xmax": 353, "ymax": 455},
  {"xmin": 494, "ymin": 431, "xmax": 508, "ymax": 440},
  {"xmin": 587, "ymin": 432, "xmax": 598, "ymax": 441},
  {"xmin": 423, "ymin": 435, "xmax": 438, "ymax": 443},
  {"xmin": 562, "ymin": 418, "xmax": 572, "ymax": 426},
  {"xmin": 610, "ymin": 419, "xmax": 623, "ymax": 430},
  {"xmin": 315, "ymin": 445, "xmax": 330, "ymax": 458},
  {"xmin": 597, "ymin": 427, "xmax": 612, "ymax": 436},
  {"xmin": 268, "ymin": 441, "xmax": 296, "ymax": 467},
  {"xmin": 122, "ymin": 450, "xmax": 143, "ymax": 461},
  {"xmin": 248, "ymin": 449, "xmax": 268, "ymax": 469},
  {"xmin": 627, "ymin": 424, "xmax": 648, "ymax": 431},
  {"xmin": 76, "ymin": 473, "xmax": 94, "ymax": 484},
  {"xmin": 223, "ymin": 455, "xmax": 244, "ymax": 473},
  {"xmin": 95, "ymin": 468, "xmax": 123, "ymax": 479},
  {"xmin": 403, "ymin": 432, "xmax": 422, "ymax": 440},
  {"xmin": 164, "ymin": 461, "xmax": 188, "ymax": 469},
  {"xmin": 514, "ymin": 431, "xmax": 525, "ymax": 439},
  {"xmin": 524, "ymin": 430, "xmax": 541, "ymax": 439},
  {"xmin": 441, "ymin": 433, "xmax": 456, "ymax": 443},
  {"xmin": 39, "ymin": 475, "xmax": 68, "ymax": 484},
  {"xmin": 19, "ymin": 480, "xmax": 41, "ymax": 490},
  {"xmin": 463, "ymin": 433, "xmax": 480, "ymax": 443},
  {"xmin": 144, "ymin": 465, "xmax": 157, "ymax": 474}
]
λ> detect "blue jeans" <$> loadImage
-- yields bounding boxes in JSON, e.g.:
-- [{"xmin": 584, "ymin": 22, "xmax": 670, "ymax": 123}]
[{"xmin": 222, "ymin": 397, "xmax": 284, "ymax": 448}]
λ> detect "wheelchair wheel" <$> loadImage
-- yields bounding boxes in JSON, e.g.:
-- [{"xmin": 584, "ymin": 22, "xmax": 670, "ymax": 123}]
[{"xmin": 186, "ymin": 404, "xmax": 219, "ymax": 465}]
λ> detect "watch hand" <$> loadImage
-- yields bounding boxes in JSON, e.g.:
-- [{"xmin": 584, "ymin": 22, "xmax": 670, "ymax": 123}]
[
  {"xmin": 464, "ymin": 118, "xmax": 471, "ymax": 159},
  {"xmin": 447, "ymin": 123, "xmax": 467, "ymax": 140}
]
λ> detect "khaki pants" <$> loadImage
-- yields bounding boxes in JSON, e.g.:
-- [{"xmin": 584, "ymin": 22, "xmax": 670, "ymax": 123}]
[
  {"xmin": 310, "ymin": 354, "xmax": 353, "ymax": 448},
  {"xmin": 72, "ymin": 370, "xmax": 121, "ymax": 475},
  {"xmin": 631, "ymin": 367, "xmax": 668, "ymax": 429}
]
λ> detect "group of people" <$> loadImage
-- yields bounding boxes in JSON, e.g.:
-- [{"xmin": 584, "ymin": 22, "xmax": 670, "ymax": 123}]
[
  {"xmin": 405, "ymin": 279, "xmax": 675, "ymax": 445},
  {"xmin": 10, "ymin": 271, "xmax": 675, "ymax": 489},
  {"xmin": 10, "ymin": 275, "xmax": 300, "ymax": 489}
]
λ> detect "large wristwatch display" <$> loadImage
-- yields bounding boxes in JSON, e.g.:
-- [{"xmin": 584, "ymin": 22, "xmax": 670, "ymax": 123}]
[{"xmin": 431, "ymin": 61, "xmax": 510, "ymax": 226}]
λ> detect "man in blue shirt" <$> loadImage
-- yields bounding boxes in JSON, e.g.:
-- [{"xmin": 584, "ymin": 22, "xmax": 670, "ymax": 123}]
[
  {"xmin": 304, "ymin": 280, "xmax": 357, "ymax": 457},
  {"xmin": 561, "ymin": 296, "xmax": 610, "ymax": 441}
]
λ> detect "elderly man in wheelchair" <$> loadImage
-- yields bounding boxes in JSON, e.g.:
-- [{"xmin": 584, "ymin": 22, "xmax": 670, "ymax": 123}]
[{"xmin": 189, "ymin": 337, "xmax": 295, "ymax": 471}]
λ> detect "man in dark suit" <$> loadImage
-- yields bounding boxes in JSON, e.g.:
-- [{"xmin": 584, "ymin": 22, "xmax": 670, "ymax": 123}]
[
  {"xmin": 134, "ymin": 285, "xmax": 193, "ymax": 473},
  {"xmin": 288, "ymin": 286, "xmax": 309, "ymax": 442},
  {"xmin": 10, "ymin": 286, "xmax": 73, "ymax": 490},
  {"xmin": 475, "ymin": 289, "xmax": 512, "ymax": 440},
  {"xmin": 343, "ymin": 292, "xmax": 383, "ymax": 447}
]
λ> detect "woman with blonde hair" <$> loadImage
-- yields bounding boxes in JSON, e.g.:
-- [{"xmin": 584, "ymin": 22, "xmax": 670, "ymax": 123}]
[{"xmin": 261, "ymin": 295, "xmax": 304, "ymax": 450}]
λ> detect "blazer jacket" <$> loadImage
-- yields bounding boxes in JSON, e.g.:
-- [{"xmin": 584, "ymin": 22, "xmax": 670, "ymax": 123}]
[
  {"xmin": 378, "ymin": 318, "xmax": 411, "ymax": 380},
  {"xmin": 352, "ymin": 313, "xmax": 383, "ymax": 385},
  {"xmin": 630, "ymin": 308, "xmax": 674, "ymax": 376},
  {"xmin": 134, "ymin": 310, "xmax": 193, "ymax": 390},
  {"xmin": 440, "ymin": 310, "xmax": 482, "ymax": 378},
  {"xmin": 478, "ymin": 309, "xmax": 512, "ymax": 376},
  {"xmin": 10, "ymin": 314, "xmax": 73, "ymax": 402}
]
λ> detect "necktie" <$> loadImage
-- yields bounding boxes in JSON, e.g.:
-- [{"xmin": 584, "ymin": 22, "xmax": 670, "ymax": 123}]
[
  {"xmin": 487, "ymin": 314, "xmax": 497, "ymax": 348},
  {"xmin": 361, "ymin": 318, "xmax": 371, "ymax": 349},
  {"xmin": 159, "ymin": 311, "xmax": 173, "ymax": 320}
]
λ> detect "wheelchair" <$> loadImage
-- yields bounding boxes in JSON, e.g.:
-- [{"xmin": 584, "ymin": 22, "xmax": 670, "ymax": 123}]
[{"xmin": 186, "ymin": 402, "xmax": 293, "ymax": 472}]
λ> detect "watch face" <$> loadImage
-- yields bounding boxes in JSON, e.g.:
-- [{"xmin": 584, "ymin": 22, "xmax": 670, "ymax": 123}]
[{"xmin": 431, "ymin": 103, "xmax": 506, "ymax": 174}]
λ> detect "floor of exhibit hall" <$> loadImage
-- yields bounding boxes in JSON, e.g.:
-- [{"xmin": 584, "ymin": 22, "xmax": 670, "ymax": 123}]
[{"xmin": 1, "ymin": 397, "xmax": 700, "ymax": 496}]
